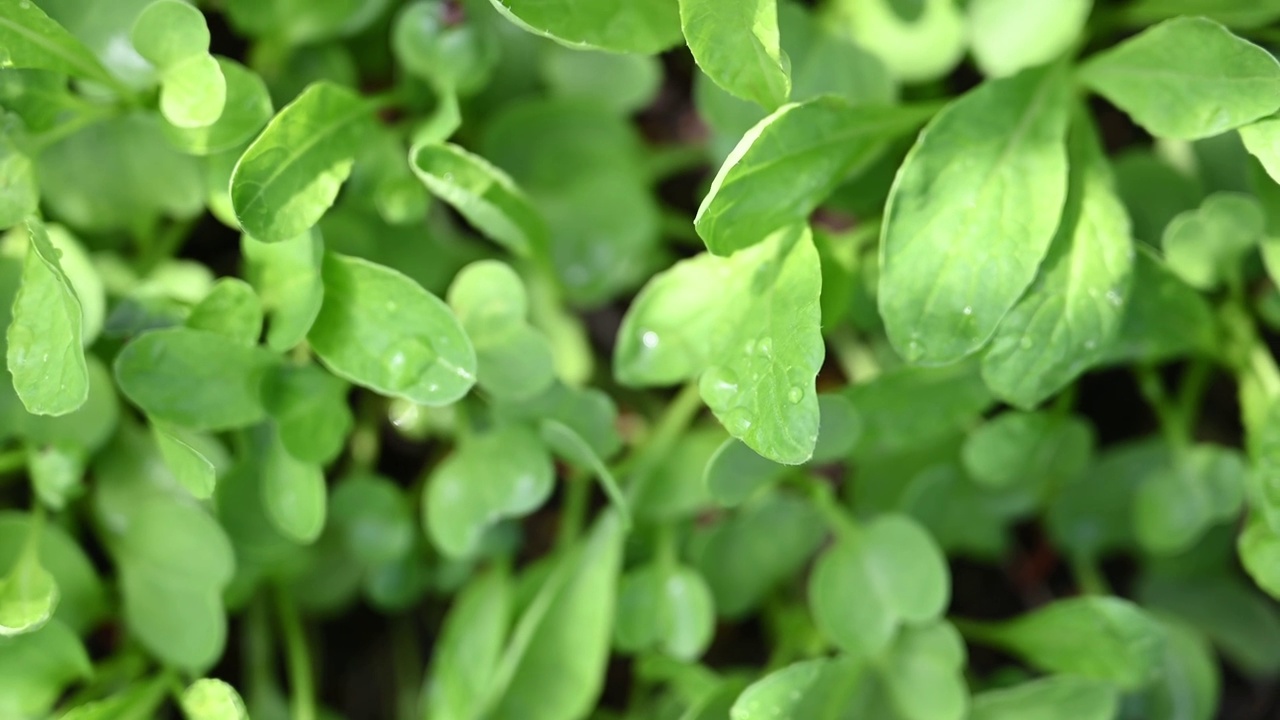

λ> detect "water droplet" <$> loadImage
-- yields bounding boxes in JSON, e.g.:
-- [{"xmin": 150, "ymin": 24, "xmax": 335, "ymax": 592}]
[
  {"xmin": 962, "ymin": 306, "xmax": 973, "ymax": 316},
  {"xmin": 699, "ymin": 366, "xmax": 739, "ymax": 409},
  {"xmin": 905, "ymin": 338, "xmax": 925, "ymax": 361},
  {"xmin": 18, "ymin": 1, "xmax": 29, "ymax": 8},
  {"xmin": 1019, "ymin": 337, "xmax": 1034, "ymax": 350},
  {"xmin": 641, "ymin": 330, "xmax": 659, "ymax": 349},
  {"xmin": 723, "ymin": 408, "xmax": 753, "ymax": 435},
  {"xmin": 1083, "ymin": 339, "xmax": 1097, "ymax": 351},
  {"xmin": 385, "ymin": 300, "xmax": 398, "ymax": 312},
  {"xmin": 786, "ymin": 386, "xmax": 804, "ymax": 404},
  {"xmin": 743, "ymin": 338, "xmax": 756, "ymax": 355},
  {"xmin": 756, "ymin": 337, "xmax": 774, "ymax": 357},
  {"xmin": 383, "ymin": 336, "xmax": 437, "ymax": 391},
  {"xmin": 1105, "ymin": 289, "xmax": 1123, "ymax": 307},
  {"xmin": 442, "ymin": 172, "xmax": 454, "ymax": 183}
]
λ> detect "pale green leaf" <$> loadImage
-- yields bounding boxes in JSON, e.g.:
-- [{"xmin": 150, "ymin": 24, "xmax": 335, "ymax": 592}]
[
  {"xmin": 1078, "ymin": 17, "xmax": 1280, "ymax": 140},
  {"xmin": 824, "ymin": 0, "xmax": 965, "ymax": 83},
  {"xmin": 879, "ymin": 64, "xmax": 1071, "ymax": 365},
  {"xmin": 410, "ymin": 142, "xmax": 547, "ymax": 257},
  {"xmin": 423, "ymin": 566, "xmax": 510, "ymax": 720},
  {"xmin": 489, "ymin": 0, "xmax": 681, "ymax": 54},
  {"xmin": 615, "ymin": 563, "xmax": 715, "ymax": 661},
  {"xmin": 680, "ymin": 0, "xmax": 789, "ymax": 110},
  {"xmin": 616, "ymin": 226, "xmax": 822, "ymax": 464},
  {"xmin": 1162, "ymin": 192, "xmax": 1263, "ymax": 289},
  {"xmin": 230, "ymin": 81, "xmax": 374, "ymax": 242},
  {"xmin": 0, "ymin": 526, "xmax": 57, "ymax": 636},
  {"xmin": 152, "ymin": 423, "xmax": 216, "ymax": 499},
  {"xmin": 980, "ymin": 113, "xmax": 1134, "ymax": 407},
  {"xmin": 181, "ymin": 678, "xmax": 248, "ymax": 720},
  {"xmin": 0, "ymin": 620, "xmax": 90, "ymax": 719},
  {"xmin": 0, "ymin": 0, "xmax": 117, "ymax": 86},
  {"xmin": 158, "ymin": 54, "xmax": 227, "ymax": 129},
  {"xmin": 130, "ymin": 0, "xmax": 209, "ymax": 68},
  {"xmin": 6, "ymin": 218, "xmax": 87, "ymax": 416},
  {"xmin": 164, "ymin": 57, "xmax": 273, "ymax": 155},
  {"xmin": 309, "ymin": 252, "xmax": 476, "ymax": 406},
  {"xmin": 967, "ymin": 0, "xmax": 1092, "ymax": 78},
  {"xmin": 696, "ymin": 98, "xmax": 932, "ymax": 255},
  {"xmin": 0, "ymin": 131, "xmax": 36, "ymax": 229},
  {"xmin": 969, "ymin": 676, "xmax": 1119, "ymax": 720}
]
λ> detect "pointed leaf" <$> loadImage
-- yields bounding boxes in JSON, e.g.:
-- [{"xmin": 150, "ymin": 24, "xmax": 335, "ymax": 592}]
[{"xmin": 879, "ymin": 64, "xmax": 1071, "ymax": 364}]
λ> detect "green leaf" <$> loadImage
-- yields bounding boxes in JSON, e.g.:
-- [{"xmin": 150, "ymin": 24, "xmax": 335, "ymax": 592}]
[
  {"xmin": 969, "ymin": 676, "xmax": 1119, "ymax": 720},
  {"xmin": 847, "ymin": 359, "xmax": 994, "ymax": 460},
  {"xmin": 967, "ymin": 0, "xmax": 1092, "ymax": 78},
  {"xmin": 1241, "ymin": 513, "xmax": 1280, "ymax": 600},
  {"xmin": 968, "ymin": 597, "xmax": 1165, "ymax": 689},
  {"xmin": 0, "ymin": 512, "xmax": 106, "ymax": 635},
  {"xmin": 486, "ymin": 512, "xmax": 624, "ymax": 720},
  {"xmin": 114, "ymin": 327, "xmax": 276, "ymax": 430},
  {"xmin": 730, "ymin": 657, "xmax": 868, "ymax": 720},
  {"xmin": 409, "ymin": 142, "xmax": 547, "ymax": 257},
  {"xmin": 262, "ymin": 363, "xmax": 353, "ymax": 465},
  {"xmin": 447, "ymin": 260, "xmax": 555, "ymax": 401},
  {"xmin": 809, "ymin": 514, "xmax": 949, "ymax": 658},
  {"xmin": 424, "ymin": 566, "xmax": 510, "ymax": 720},
  {"xmin": 695, "ymin": 490, "xmax": 826, "ymax": 618},
  {"xmin": 185, "ymin": 278, "xmax": 263, "ymax": 346},
  {"xmin": 242, "ymin": 230, "xmax": 324, "ymax": 352},
  {"xmin": 0, "ymin": 521, "xmax": 57, "ymax": 636},
  {"xmin": 329, "ymin": 473, "xmax": 413, "ymax": 566},
  {"xmin": 960, "ymin": 412, "xmax": 1092, "ymax": 490},
  {"xmin": 0, "ymin": 0, "xmax": 117, "ymax": 87},
  {"xmin": 1137, "ymin": 618, "xmax": 1220, "ymax": 720},
  {"xmin": 879, "ymin": 63, "xmax": 1071, "ymax": 365},
  {"xmin": 704, "ymin": 438, "xmax": 790, "ymax": 506},
  {"xmin": 696, "ymin": 99, "xmax": 932, "ymax": 255},
  {"xmin": 489, "ymin": 0, "xmax": 681, "ymax": 54},
  {"xmin": 540, "ymin": 45, "xmax": 661, "ymax": 115},
  {"xmin": 1161, "ymin": 192, "xmax": 1263, "ymax": 289},
  {"xmin": 152, "ymin": 423, "xmax": 217, "ymax": 499},
  {"xmin": 0, "ymin": 620, "xmax": 90, "ymax": 719},
  {"xmin": 1242, "ymin": 117, "xmax": 1280, "ymax": 187},
  {"xmin": 262, "ymin": 426, "xmax": 326, "ymax": 544},
  {"xmin": 225, "ymin": 0, "xmax": 390, "ymax": 45},
  {"xmin": 1119, "ymin": 0, "xmax": 1280, "ymax": 29},
  {"xmin": 181, "ymin": 678, "xmax": 248, "ymax": 720},
  {"xmin": 680, "ymin": 0, "xmax": 789, "ymax": 110},
  {"xmin": 493, "ymin": 381, "xmax": 621, "ymax": 460},
  {"xmin": 0, "ymin": 128, "xmax": 37, "ymax": 230},
  {"xmin": 6, "ymin": 218, "xmax": 88, "ymax": 416},
  {"xmin": 616, "ymin": 226, "xmax": 823, "ymax": 464},
  {"xmin": 632, "ymin": 427, "xmax": 721, "ymax": 521},
  {"xmin": 1078, "ymin": 17, "xmax": 1280, "ymax": 140},
  {"xmin": 879, "ymin": 621, "xmax": 968, "ymax": 720},
  {"xmin": 1138, "ymin": 570, "xmax": 1280, "ymax": 675},
  {"xmin": 164, "ymin": 58, "xmax": 273, "ymax": 155},
  {"xmin": 27, "ymin": 442, "xmax": 83, "ymax": 510},
  {"xmin": 980, "ymin": 113, "xmax": 1134, "ymax": 407},
  {"xmin": 615, "ymin": 563, "xmax": 716, "ymax": 661},
  {"xmin": 424, "ymin": 423, "xmax": 554, "ymax": 558},
  {"xmin": 392, "ymin": 0, "xmax": 499, "ymax": 95},
  {"xmin": 824, "ymin": 0, "xmax": 966, "ymax": 83},
  {"xmin": 156, "ymin": 56, "xmax": 225, "ymax": 131},
  {"xmin": 541, "ymin": 420, "xmax": 630, "ymax": 525},
  {"xmin": 1047, "ymin": 439, "xmax": 1165, "ymax": 559},
  {"xmin": 1095, "ymin": 247, "xmax": 1217, "ymax": 365},
  {"xmin": 1134, "ymin": 445, "xmax": 1246, "ymax": 555},
  {"xmin": 309, "ymin": 252, "xmax": 476, "ymax": 405},
  {"xmin": 230, "ymin": 81, "xmax": 374, "ymax": 243},
  {"xmin": 130, "ymin": 0, "xmax": 209, "ymax": 68}
]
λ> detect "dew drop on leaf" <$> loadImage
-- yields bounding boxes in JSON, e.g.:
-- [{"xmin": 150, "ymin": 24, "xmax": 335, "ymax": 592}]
[
  {"xmin": 384, "ymin": 336, "xmax": 438, "ymax": 391},
  {"xmin": 699, "ymin": 366, "xmax": 740, "ymax": 409},
  {"xmin": 1019, "ymin": 337, "xmax": 1034, "ymax": 350},
  {"xmin": 724, "ymin": 408, "xmax": 753, "ymax": 435},
  {"xmin": 641, "ymin": 330, "xmax": 660, "ymax": 349},
  {"xmin": 786, "ymin": 386, "xmax": 803, "ymax": 405},
  {"xmin": 756, "ymin": 337, "xmax": 774, "ymax": 357}
]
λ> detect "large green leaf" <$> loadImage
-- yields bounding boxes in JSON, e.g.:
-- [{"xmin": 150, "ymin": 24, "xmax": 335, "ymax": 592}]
[
  {"xmin": 616, "ymin": 226, "xmax": 822, "ymax": 464},
  {"xmin": 230, "ymin": 81, "xmax": 374, "ymax": 242},
  {"xmin": 980, "ymin": 114, "xmax": 1133, "ymax": 408},
  {"xmin": 680, "ymin": 0, "xmax": 788, "ymax": 110},
  {"xmin": 308, "ymin": 253, "xmax": 476, "ymax": 406},
  {"xmin": 879, "ymin": 64, "xmax": 1071, "ymax": 365},
  {"xmin": 114, "ymin": 327, "xmax": 276, "ymax": 430},
  {"xmin": 6, "ymin": 218, "xmax": 87, "ymax": 416},
  {"xmin": 696, "ymin": 99, "xmax": 933, "ymax": 255},
  {"xmin": 489, "ymin": 0, "xmax": 681, "ymax": 54},
  {"xmin": 0, "ymin": 0, "xmax": 118, "ymax": 87},
  {"xmin": 486, "ymin": 513, "xmax": 624, "ymax": 720},
  {"xmin": 1078, "ymin": 17, "xmax": 1280, "ymax": 140}
]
